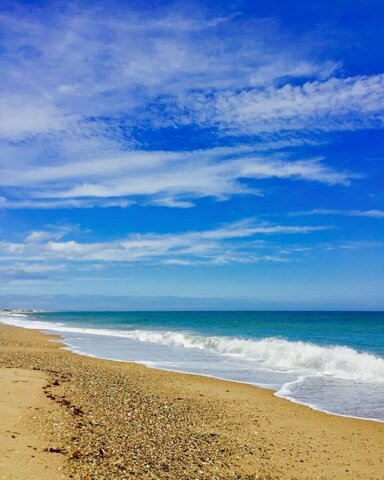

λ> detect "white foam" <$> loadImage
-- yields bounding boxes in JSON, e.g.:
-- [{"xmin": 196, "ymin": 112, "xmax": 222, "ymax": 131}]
[{"xmin": 2, "ymin": 315, "xmax": 384, "ymax": 382}]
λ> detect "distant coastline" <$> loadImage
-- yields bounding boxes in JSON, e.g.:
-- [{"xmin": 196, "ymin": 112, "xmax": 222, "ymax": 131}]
[{"xmin": 0, "ymin": 308, "xmax": 44, "ymax": 315}]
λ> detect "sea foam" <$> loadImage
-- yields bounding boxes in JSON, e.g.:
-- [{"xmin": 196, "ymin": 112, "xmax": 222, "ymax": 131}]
[{"xmin": 2, "ymin": 315, "xmax": 384, "ymax": 382}]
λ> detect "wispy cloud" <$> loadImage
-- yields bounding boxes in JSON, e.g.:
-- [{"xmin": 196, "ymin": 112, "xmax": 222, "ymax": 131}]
[
  {"xmin": 290, "ymin": 209, "xmax": 384, "ymax": 218},
  {"xmin": 338, "ymin": 240, "xmax": 384, "ymax": 250},
  {"xmin": 0, "ymin": 147, "xmax": 355, "ymax": 209},
  {"xmin": 0, "ymin": 220, "xmax": 328, "ymax": 267},
  {"xmin": 0, "ymin": 197, "xmax": 134, "ymax": 210},
  {"xmin": 0, "ymin": 5, "xmax": 337, "ymax": 139},
  {"xmin": 24, "ymin": 225, "xmax": 75, "ymax": 244},
  {"xmin": 0, "ymin": 262, "xmax": 67, "ymax": 283},
  {"xmin": 1, "ymin": 4, "xmax": 379, "ymax": 212},
  {"xmin": 177, "ymin": 74, "xmax": 384, "ymax": 134},
  {"xmin": 0, "ymin": 2, "xmax": 382, "ymax": 305}
]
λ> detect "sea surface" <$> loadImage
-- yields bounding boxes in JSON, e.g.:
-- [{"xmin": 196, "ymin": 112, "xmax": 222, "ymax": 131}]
[{"xmin": 2, "ymin": 311, "xmax": 384, "ymax": 422}]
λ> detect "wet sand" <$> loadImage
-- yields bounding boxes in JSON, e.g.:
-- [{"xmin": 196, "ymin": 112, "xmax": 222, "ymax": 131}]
[{"xmin": 0, "ymin": 323, "xmax": 383, "ymax": 479}]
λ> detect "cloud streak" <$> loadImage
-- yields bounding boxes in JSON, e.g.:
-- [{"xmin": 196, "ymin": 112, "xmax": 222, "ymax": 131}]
[
  {"xmin": 0, "ymin": 147, "xmax": 356, "ymax": 209},
  {"xmin": 177, "ymin": 74, "xmax": 384, "ymax": 134},
  {"xmin": 0, "ymin": 3, "xmax": 379, "ymax": 211},
  {"xmin": 291, "ymin": 209, "xmax": 384, "ymax": 218},
  {"xmin": 0, "ymin": 220, "xmax": 328, "ymax": 267}
]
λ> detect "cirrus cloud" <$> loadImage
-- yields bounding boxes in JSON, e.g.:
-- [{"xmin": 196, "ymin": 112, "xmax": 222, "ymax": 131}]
[{"xmin": 0, "ymin": 219, "xmax": 328, "ymax": 266}]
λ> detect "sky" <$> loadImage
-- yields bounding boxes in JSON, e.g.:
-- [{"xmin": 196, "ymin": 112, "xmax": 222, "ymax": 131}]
[{"xmin": 0, "ymin": 0, "xmax": 383, "ymax": 310}]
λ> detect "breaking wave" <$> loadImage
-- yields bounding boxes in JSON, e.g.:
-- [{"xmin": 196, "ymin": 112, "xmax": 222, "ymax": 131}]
[{"xmin": 2, "ymin": 315, "xmax": 384, "ymax": 382}]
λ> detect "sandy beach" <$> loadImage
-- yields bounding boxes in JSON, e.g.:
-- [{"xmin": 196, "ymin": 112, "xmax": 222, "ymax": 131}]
[
  {"xmin": 0, "ymin": 323, "xmax": 383, "ymax": 480},
  {"xmin": 0, "ymin": 367, "xmax": 66, "ymax": 480}
]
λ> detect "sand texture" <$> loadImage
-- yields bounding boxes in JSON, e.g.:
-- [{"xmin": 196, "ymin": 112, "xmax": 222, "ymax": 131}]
[
  {"xmin": 0, "ymin": 323, "xmax": 383, "ymax": 479},
  {"xmin": 0, "ymin": 367, "xmax": 66, "ymax": 479}
]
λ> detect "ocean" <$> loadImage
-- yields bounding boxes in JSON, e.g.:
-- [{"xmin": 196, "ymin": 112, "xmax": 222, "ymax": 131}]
[{"xmin": 2, "ymin": 311, "xmax": 384, "ymax": 422}]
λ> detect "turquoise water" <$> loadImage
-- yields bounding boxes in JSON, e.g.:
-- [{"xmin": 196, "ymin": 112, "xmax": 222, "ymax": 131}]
[{"xmin": 2, "ymin": 311, "xmax": 384, "ymax": 422}]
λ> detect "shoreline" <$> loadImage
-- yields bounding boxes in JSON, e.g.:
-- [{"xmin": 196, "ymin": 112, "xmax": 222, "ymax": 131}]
[
  {"xmin": 62, "ymin": 340, "xmax": 384, "ymax": 425},
  {"xmin": 2, "ymin": 313, "xmax": 384, "ymax": 424},
  {"xmin": 1, "ymin": 323, "xmax": 384, "ymax": 479}
]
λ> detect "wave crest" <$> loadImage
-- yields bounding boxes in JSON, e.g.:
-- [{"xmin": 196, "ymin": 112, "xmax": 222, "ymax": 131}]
[{"xmin": 1, "ymin": 316, "xmax": 384, "ymax": 381}]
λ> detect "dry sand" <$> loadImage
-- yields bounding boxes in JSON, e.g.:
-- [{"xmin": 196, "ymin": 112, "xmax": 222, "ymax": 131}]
[
  {"xmin": 0, "ymin": 323, "xmax": 383, "ymax": 479},
  {"xmin": 0, "ymin": 368, "xmax": 66, "ymax": 479}
]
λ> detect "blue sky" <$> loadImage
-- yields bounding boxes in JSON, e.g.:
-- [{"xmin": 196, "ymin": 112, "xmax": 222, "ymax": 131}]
[{"xmin": 0, "ymin": 0, "xmax": 383, "ymax": 310}]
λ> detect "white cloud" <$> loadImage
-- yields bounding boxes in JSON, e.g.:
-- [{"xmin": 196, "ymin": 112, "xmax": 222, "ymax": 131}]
[
  {"xmin": 0, "ymin": 147, "xmax": 355, "ymax": 208},
  {"xmin": 0, "ymin": 95, "xmax": 70, "ymax": 141},
  {"xmin": 181, "ymin": 74, "xmax": 384, "ymax": 133},
  {"xmin": 291, "ymin": 209, "xmax": 384, "ymax": 218},
  {"xmin": 0, "ymin": 219, "xmax": 328, "ymax": 265},
  {"xmin": 25, "ymin": 231, "xmax": 62, "ymax": 243},
  {"xmin": 338, "ymin": 240, "xmax": 384, "ymax": 250},
  {"xmin": 0, "ymin": 5, "xmax": 336, "ymax": 141},
  {"xmin": 0, "ymin": 197, "xmax": 134, "ymax": 210},
  {"xmin": 0, "ymin": 3, "xmax": 379, "ymax": 211},
  {"xmin": 0, "ymin": 262, "xmax": 67, "ymax": 283},
  {"xmin": 23, "ymin": 224, "xmax": 78, "ymax": 244},
  {"xmin": 11, "ymin": 263, "xmax": 67, "ymax": 273}
]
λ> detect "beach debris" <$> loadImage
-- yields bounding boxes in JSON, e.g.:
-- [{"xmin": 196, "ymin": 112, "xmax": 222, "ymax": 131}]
[
  {"xmin": 44, "ymin": 447, "xmax": 66, "ymax": 454},
  {"xmin": 71, "ymin": 406, "xmax": 84, "ymax": 416},
  {"xmin": 97, "ymin": 447, "xmax": 107, "ymax": 457},
  {"xmin": 71, "ymin": 450, "xmax": 82, "ymax": 460}
]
